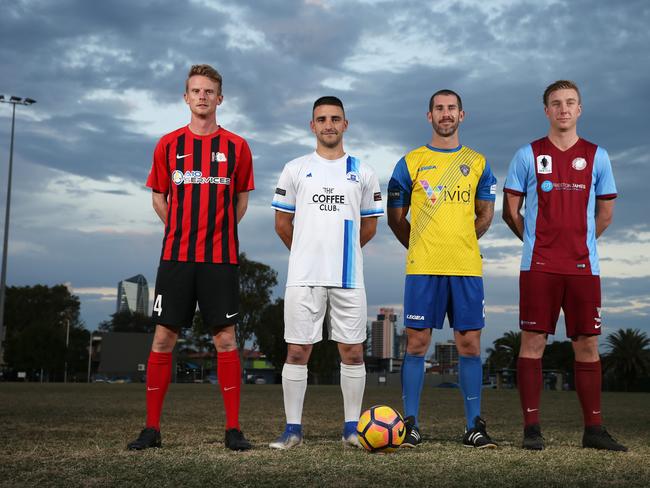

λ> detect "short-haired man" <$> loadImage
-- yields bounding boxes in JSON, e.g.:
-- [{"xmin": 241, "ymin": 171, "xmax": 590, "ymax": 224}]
[
  {"xmin": 270, "ymin": 96, "xmax": 383, "ymax": 449},
  {"xmin": 503, "ymin": 80, "xmax": 627, "ymax": 451},
  {"xmin": 388, "ymin": 90, "xmax": 497, "ymax": 448},
  {"xmin": 127, "ymin": 64, "xmax": 254, "ymax": 451}
]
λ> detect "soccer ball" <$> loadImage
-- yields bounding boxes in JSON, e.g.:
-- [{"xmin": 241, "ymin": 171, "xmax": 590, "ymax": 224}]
[{"xmin": 356, "ymin": 405, "xmax": 406, "ymax": 453}]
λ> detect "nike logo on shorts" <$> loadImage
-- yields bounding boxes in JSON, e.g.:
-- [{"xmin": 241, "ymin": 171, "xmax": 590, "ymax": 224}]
[{"xmin": 226, "ymin": 312, "xmax": 238, "ymax": 319}]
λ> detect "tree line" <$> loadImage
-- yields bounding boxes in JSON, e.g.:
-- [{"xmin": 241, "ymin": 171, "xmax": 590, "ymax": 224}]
[
  {"xmin": 2, "ymin": 254, "xmax": 649, "ymax": 389},
  {"xmin": 486, "ymin": 329, "xmax": 650, "ymax": 391}
]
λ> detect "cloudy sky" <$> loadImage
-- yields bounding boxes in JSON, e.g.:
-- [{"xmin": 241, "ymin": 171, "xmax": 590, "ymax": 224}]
[{"xmin": 1, "ymin": 0, "xmax": 648, "ymax": 354}]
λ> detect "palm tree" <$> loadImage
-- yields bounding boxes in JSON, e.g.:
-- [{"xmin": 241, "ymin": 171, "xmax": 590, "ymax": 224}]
[
  {"xmin": 486, "ymin": 331, "xmax": 521, "ymax": 372},
  {"xmin": 602, "ymin": 328, "xmax": 650, "ymax": 391}
]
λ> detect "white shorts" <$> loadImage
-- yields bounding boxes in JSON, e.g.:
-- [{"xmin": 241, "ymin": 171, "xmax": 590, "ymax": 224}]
[{"xmin": 284, "ymin": 286, "xmax": 367, "ymax": 345}]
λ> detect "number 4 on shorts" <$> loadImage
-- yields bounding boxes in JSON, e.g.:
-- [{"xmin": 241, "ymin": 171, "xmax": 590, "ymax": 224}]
[{"xmin": 153, "ymin": 294, "xmax": 163, "ymax": 316}]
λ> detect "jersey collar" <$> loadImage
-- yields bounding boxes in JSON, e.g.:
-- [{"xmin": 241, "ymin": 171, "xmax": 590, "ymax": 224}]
[{"xmin": 426, "ymin": 144, "xmax": 462, "ymax": 153}]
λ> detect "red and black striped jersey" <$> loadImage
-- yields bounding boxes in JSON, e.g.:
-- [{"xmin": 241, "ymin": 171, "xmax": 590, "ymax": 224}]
[{"xmin": 146, "ymin": 125, "xmax": 254, "ymax": 264}]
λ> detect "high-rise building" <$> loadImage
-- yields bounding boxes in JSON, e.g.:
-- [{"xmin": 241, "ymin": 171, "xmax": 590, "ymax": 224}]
[
  {"xmin": 435, "ymin": 340, "xmax": 459, "ymax": 374},
  {"xmin": 371, "ymin": 307, "xmax": 397, "ymax": 359},
  {"xmin": 394, "ymin": 328, "xmax": 407, "ymax": 359},
  {"xmin": 116, "ymin": 274, "xmax": 149, "ymax": 315}
]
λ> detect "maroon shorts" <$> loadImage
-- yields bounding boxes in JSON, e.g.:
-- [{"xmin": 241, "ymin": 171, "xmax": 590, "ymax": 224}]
[{"xmin": 519, "ymin": 271, "xmax": 601, "ymax": 338}]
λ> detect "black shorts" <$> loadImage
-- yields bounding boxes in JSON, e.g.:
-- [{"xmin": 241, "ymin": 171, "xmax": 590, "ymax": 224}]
[{"xmin": 152, "ymin": 261, "xmax": 239, "ymax": 328}]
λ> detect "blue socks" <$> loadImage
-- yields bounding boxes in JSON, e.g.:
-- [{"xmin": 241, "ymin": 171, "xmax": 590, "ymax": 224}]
[
  {"xmin": 343, "ymin": 421, "xmax": 357, "ymax": 438},
  {"xmin": 285, "ymin": 423, "xmax": 302, "ymax": 435},
  {"xmin": 459, "ymin": 355, "xmax": 482, "ymax": 429},
  {"xmin": 401, "ymin": 353, "xmax": 425, "ymax": 426}
]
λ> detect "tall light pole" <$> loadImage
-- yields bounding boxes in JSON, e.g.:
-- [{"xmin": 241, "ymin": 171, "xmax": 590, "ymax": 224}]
[{"xmin": 0, "ymin": 95, "xmax": 36, "ymax": 358}]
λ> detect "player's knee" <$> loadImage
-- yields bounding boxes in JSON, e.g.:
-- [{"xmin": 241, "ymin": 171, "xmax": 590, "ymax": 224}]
[
  {"xmin": 339, "ymin": 345, "xmax": 364, "ymax": 364},
  {"xmin": 286, "ymin": 345, "xmax": 311, "ymax": 365},
  {"xmin": 572, "ymin": 335, "xmax": 600, "ymax": 361},
  {"xmin": 214, "ymin": 339, "xmax": 236, "ymax": 352},
  {"xmin": 519, "ymin": 331, "xmax": 546, "ymax": 358},
  {"xmin": 151, "ymin": 339, "xmax": 174, "ymax": 353},
  {"xmin": 213, "ymin": 327, "xmax": 237, "ymax": 352},
  {"xmin": 405, "ymin": 329, "xmax": 430, "ymax": 355},
  {"xmin": 457, "ymin": 340, "xmax": 480, "ymax": 357},
  {"xmin": 406, "ymin": 340, "xmax": 428, "ymax": 355},
  {"xmin": 151, "ymin": 325, "xmax": 177, "ymax": 352}
]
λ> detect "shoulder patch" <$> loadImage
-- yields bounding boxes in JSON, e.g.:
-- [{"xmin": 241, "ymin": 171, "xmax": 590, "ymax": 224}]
[
  {"xmin": 374, "ymin": 192, "xmax": 382, "ymax": 202},
  {"xmin": 275, "ymin": 187, "xmax": 286, "ymax": 196}
]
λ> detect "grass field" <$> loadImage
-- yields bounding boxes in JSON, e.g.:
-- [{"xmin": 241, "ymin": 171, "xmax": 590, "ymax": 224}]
[{"xmin": 0, "ymin": 383, "xmax": 648, "ymax": 487}]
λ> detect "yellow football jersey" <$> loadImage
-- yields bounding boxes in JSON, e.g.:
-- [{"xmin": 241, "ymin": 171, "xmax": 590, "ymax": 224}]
[{"xmin": 387, "ymin": 144, "xmax": 496, "ymax": 276}]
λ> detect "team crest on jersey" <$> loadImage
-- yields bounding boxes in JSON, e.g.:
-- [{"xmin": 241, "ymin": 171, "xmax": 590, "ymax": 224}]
[
  {"xmin": 572, "ymin": 157, "xmax": 587, "ymax": 171},
  {"xmin": 459, "ymin": 164, "xmax": 470, "ymax": 176},
  {"xmin": 211, "ymin": 152, "xmax": 227, "ymax": 163},
  {"xmin": 172, "ymin": 170, "xmax": 185, "ymax": 185},
  {"xmin": 536, "ymin": 155, "xmax": 552, "ymax": 174},
  {"xmin": 346, "ymin": 171, "xmax": 360, "ymax": 183}
]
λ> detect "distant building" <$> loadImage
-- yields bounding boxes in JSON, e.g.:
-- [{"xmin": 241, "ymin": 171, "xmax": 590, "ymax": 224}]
[
  {"xmin": 116, "ymin": 274, "xmax": 149, "ymax": 315},
  {"xmin": 394, "ymin": 329, "xmax": 407, "ymax": 359},
  {"xmin": 435, "ymin": 340, "xmax": 459, "ymax": 374},
  {"xmin": 370, "ymin": 307, "xmax": 398, "ymax": 359},
  {"xmin": 97, "ymin": 332, "xmax": 155, "ymax": 380}
]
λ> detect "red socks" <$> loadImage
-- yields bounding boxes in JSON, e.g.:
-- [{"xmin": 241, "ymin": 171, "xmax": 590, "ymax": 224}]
[
  {"xmin": 575, "ymin": 360, "xmax": 602, "ymax": 427},
  {"xmin": 518, "ymin": 357, "xmax": 602, "ymax": 428},
  {"xmin": 217, "ymin": 349, "xmax": 241, "ymax": 430},
  {"xmin": 145, "ymin": 351, "xmax": 172, "ymax": 430},
  {"xmin": 517, "ymin": 357, "xmax": 542, "ymax": 426}
]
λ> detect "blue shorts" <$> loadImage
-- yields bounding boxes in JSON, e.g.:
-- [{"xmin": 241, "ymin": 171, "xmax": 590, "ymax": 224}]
[{"xmin": 403, "ymin": 275, "xmax": 485, "ymax": 331}]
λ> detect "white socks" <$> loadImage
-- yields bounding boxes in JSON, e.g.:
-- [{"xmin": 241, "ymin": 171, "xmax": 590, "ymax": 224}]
[
  {"xmin": 340, "ymin": 362, "xmax": 366, "ymax": 422},
  {"xmin": 282, "ymin": 362, "xmax": 366, "ymax": 425},
  {"xmin": 282, "ymin": 363, "xmax": 308, "ymax": 425}
]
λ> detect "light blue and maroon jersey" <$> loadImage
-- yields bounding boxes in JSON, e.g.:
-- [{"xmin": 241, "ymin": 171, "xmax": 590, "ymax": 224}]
[{"xmin": 504, "ymin": 137, "xmax": 616, "ymax": 276}]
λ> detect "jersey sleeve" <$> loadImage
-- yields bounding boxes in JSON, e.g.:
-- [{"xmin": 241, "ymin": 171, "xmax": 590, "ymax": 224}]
[
  {"xmin": 503, "ymin": 145, "xmax": 532, "ymax": 196},
  {"xmin": 146, "ymin": 138, "xmax": 170, "ymax": 194},
  {"xmin": 360, "ymin": 165, "xmax": 384, "ymax": 218},
  {"xmin": 476, "ymin": 161, "xmax": 497, "ymax": 201},
  {"xmin": 594, "ymin": 147, "xmax": 617, "ymax": 199},
  {"xmin": 386, "ymin": 157, "xmax": 412, "ymax": 208},
  {"xmin": 271, "ymin": 164, "xmax": 296, "ymax": 213},
  {"xmin": 234, "ymin": 140, "xmax": 255, "ymax": 193}
]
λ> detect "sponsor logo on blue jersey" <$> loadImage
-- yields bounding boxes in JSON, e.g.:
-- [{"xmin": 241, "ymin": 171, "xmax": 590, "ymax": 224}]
[{"xmin": 541, "ymin": 180, "xmax": 553, "ymax": 192}]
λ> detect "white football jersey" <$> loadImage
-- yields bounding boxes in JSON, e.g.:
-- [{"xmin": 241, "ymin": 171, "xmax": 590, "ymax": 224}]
[{"xmin": 272, "ymin": 152, "xmax": 384, "ymax": 288}]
